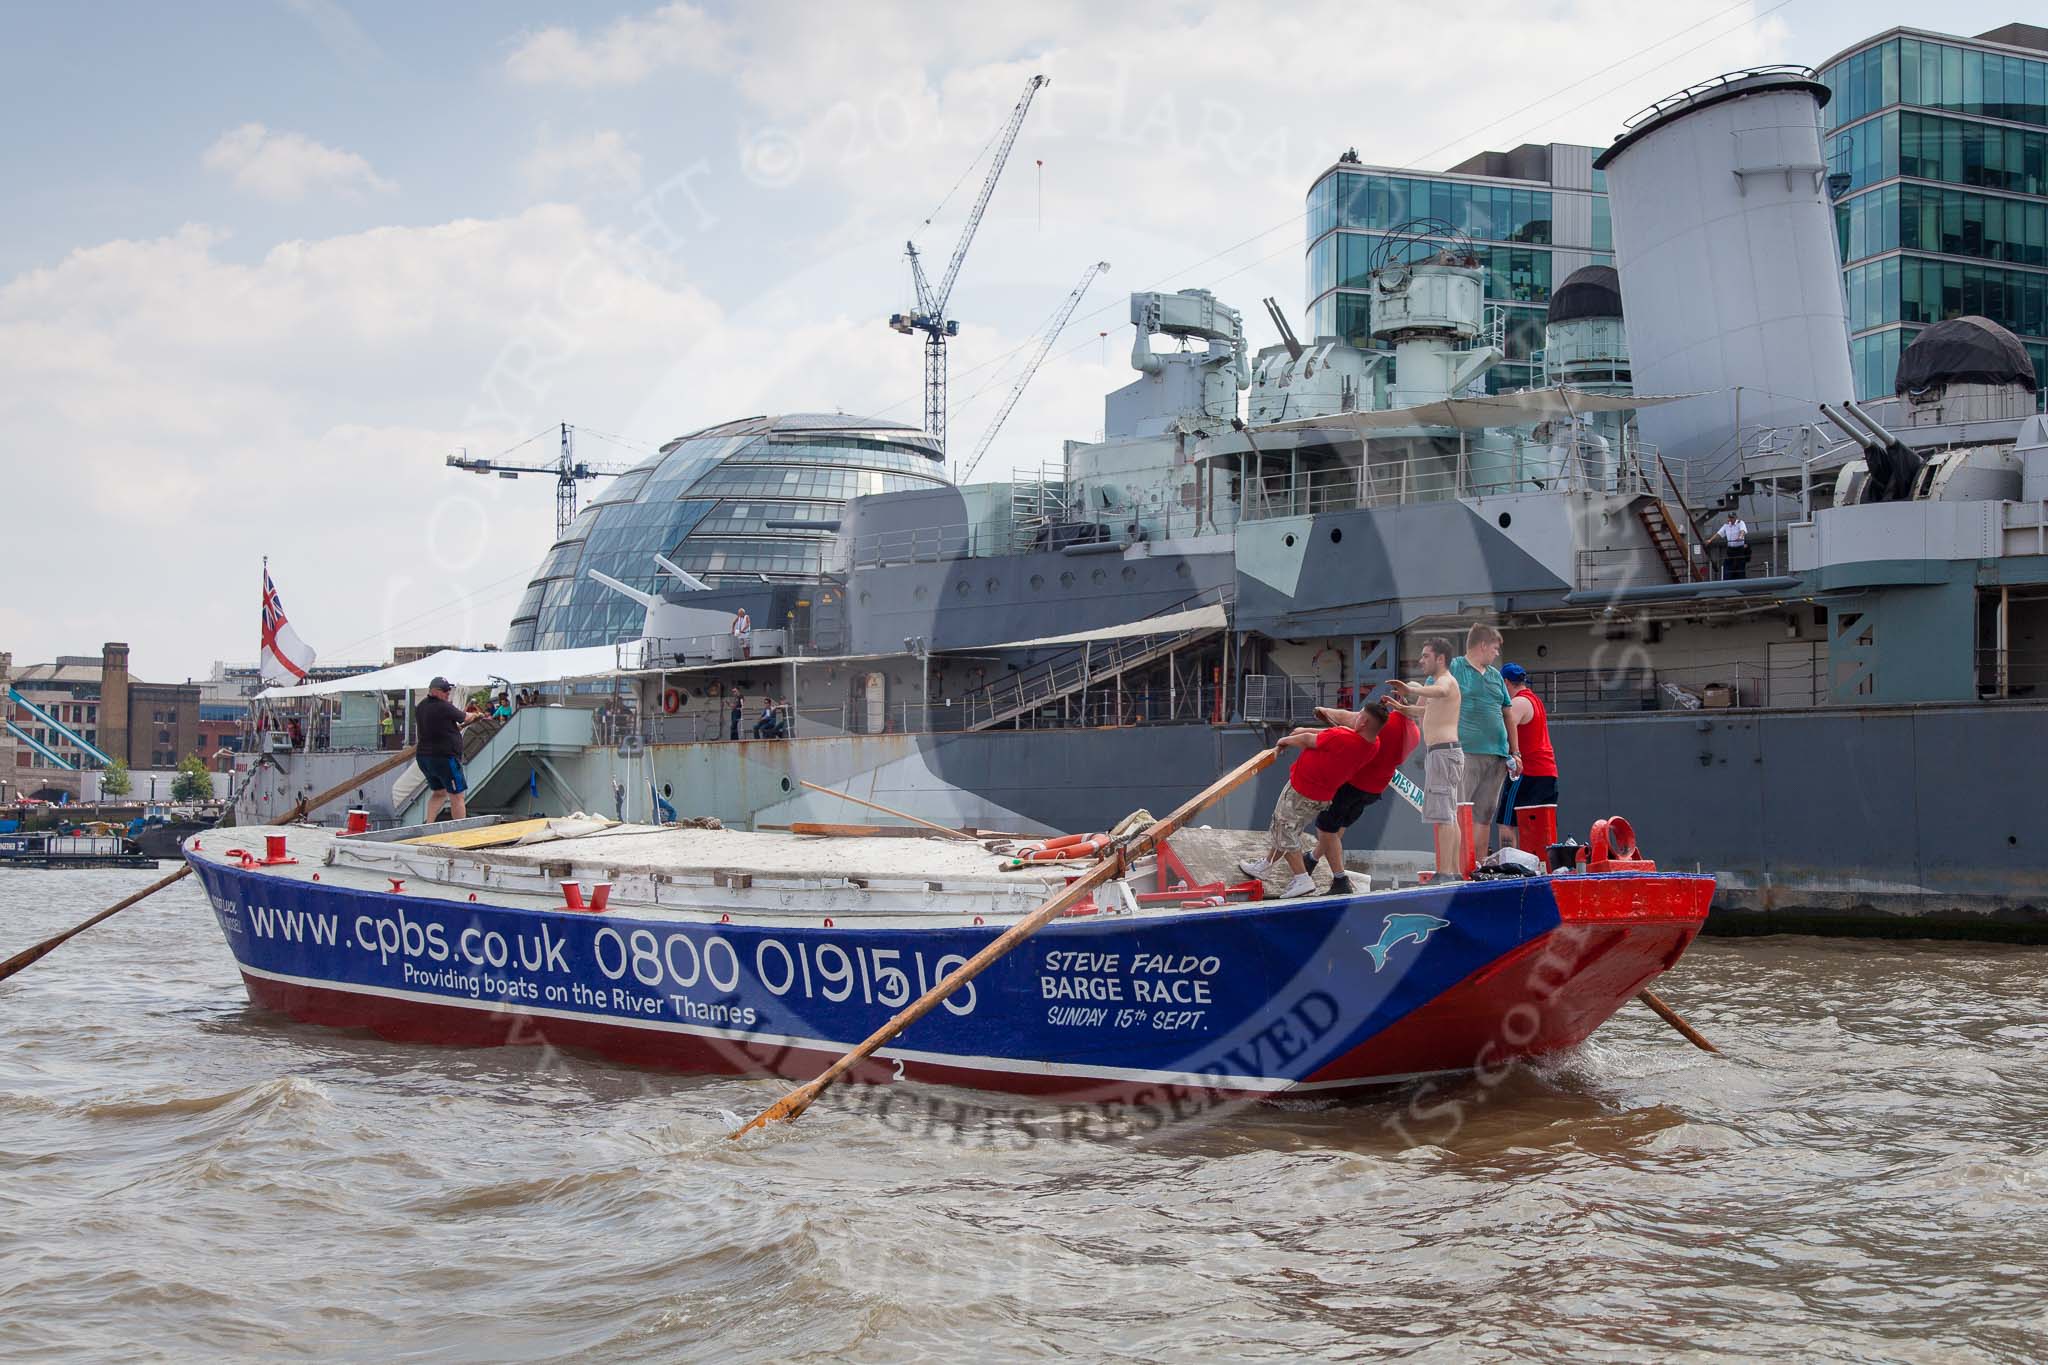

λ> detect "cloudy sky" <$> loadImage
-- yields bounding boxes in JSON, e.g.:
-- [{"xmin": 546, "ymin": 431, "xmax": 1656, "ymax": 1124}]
[{"xmin": 0, "ymin": 1, "xmax": 2018, "ymax": 679}]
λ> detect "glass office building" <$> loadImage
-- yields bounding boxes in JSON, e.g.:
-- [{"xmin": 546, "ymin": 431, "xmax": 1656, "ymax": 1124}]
[
  {"xmin": 504, "ymin": 414, "xmax": 948, "ymax": 650},
  {"xmin": 1821, "ymin": 24, "xmax": 2048, "ymax": 405},
  {"xmin": 1304, "ymin": 143, "xmax": 1613, "ymax": 392}
]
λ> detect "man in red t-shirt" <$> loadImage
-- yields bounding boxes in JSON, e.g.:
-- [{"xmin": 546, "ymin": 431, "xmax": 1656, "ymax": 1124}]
[
  {"xmin": 1302, "ymin": 699, "xmax": 1419, "ymax": 894},
  {"xmin": 1496, "ymin": 663, "xmax": 1559, "ymax": 848},
  {"xmin": 1238, "ymin": 715, "xmax": 1374, "ymax": 898}
]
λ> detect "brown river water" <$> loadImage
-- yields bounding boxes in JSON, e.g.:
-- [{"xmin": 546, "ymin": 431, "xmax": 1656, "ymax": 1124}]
[{"xmin": 3, "ymin": 864, "xmax": 2046, "ymax": 1362}]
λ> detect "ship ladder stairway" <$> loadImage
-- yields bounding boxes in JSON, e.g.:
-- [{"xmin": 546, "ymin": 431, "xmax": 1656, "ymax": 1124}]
[
  {"xmin": 1628, "ymin": 451, "xmax": 1711, "ymax": 584},
  {"xmin": 959, "ymin": 603, "xmax": 1226, "ymax": 732}
]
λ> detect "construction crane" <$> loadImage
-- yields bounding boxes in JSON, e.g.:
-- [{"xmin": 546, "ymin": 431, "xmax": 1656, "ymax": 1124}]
[
  {"xmin": 959, "ymin": 260, "xmax": 1110, "ymax": 484},
  {"xmin": 888, "ymin": 73, "xmax": 1048, "ymax": 455},
  {"xmin": 445, "ymin": 423, "xmax": 634, "ymax": 538}
]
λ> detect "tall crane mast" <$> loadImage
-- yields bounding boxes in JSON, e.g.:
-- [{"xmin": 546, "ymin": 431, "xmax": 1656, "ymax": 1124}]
[
  {"xmin": 959, "ymin": 260, "xmax": 1110, "ymax": 485},
  {"xmin": 888, "ymin": 73, "xmax": 1048, "ymax": 455},
  {"xmin": 445, "ymin": 423, "xmax": 634, "ymax": 539}
]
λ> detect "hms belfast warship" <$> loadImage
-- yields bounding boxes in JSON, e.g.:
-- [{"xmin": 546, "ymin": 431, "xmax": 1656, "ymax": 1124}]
[{"xmin": 245, "ymin": 70, "xmax": 2048, "ymax": 937}]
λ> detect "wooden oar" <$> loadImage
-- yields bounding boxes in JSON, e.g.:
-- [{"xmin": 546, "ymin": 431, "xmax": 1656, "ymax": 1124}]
[
  {"xmin": 0, "ymin": 745, "xmax": 419, "ymax": 985},
  {"xmin": 1637, "ymin": 988, "xmax": 1719, "ymax": 1053},
  {"xmin": 732, "ymin": 747, "xmax": 1278, "ymax": 1138},
  {"xmin": 798, "ymin": 779, "xmax": 977, "ymax": 842}
]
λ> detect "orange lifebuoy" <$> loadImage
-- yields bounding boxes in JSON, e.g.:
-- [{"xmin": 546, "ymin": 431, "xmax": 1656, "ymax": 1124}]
[
  {"xmin": 662, "ymin": 688, "xmax": 683, "ymax": 714},
  {"xmin": 1021, "ymin": 833, "xmax": 1110, "ymax": 862}
]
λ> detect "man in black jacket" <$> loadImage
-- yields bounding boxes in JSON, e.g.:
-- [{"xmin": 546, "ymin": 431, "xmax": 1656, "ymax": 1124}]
[{"xmin": 414, "ymin": 677, "xmax": 478, "ymax": 821}]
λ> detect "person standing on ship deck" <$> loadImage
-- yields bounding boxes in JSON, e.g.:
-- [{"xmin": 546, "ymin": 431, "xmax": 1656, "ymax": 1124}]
[
  {"xmin": 729, "ymin": 689, "xmax": 745, "ymax": 742},
  {"xmin": 1446, "ymin": 623, "xmax": 1518, "ymax": 866},
  {"xmin": 1712, "ymin": 511, "xmax": 1749, "ymax": 580},
  {"xmin": 732, "ymin": 606, "xmax": 752, "ymax": 659},
  {"xmin": 1496, "ymin": 663, "xmax": 1559, "ymax": 848},
  {"xmin": 414, "ymin": 677, "xmax": 479, "ymax": 823},
  {"xmin": 1388, "ymin": 638, "xmax": 1466, "ymax": 880}
]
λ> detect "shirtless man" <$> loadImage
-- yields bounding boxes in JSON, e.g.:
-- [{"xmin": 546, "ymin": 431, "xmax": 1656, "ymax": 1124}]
[{"xmin": 1388, "ymin": 637, "xmax": 1465, "ymax": 880}]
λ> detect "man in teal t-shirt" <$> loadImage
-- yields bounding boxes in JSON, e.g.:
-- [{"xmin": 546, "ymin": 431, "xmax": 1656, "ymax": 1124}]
[{"xmin": 1446, "ymin": 623, "xmax": 1520, "ymax": 864}]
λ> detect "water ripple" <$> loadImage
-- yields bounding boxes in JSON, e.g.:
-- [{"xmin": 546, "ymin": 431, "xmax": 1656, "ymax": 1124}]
[{"xmin": 3, "ymin": 870, "xmax": 2047, "ymax": 1359}]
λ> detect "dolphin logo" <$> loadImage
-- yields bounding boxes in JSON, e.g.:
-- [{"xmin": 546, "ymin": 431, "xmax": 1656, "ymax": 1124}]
[{"xmin": 1364, "ymin": 913, "xmax": 1450, "ymax": 972}]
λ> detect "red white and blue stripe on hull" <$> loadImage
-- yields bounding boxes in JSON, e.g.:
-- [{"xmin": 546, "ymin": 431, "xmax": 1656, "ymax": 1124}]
[{"xmin": 185, "ymin": 834, "xmax": 1712, "ymax": 1102}]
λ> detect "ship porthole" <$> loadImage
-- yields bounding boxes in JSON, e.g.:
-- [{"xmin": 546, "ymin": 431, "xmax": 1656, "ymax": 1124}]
[
  {"xmin": 1029, "ymin": 574, "xmax": 1044, "ymax": 590},
  {"xmin": 1329, "ymin": 528, "xmax": 1343, "ymax": 544},
  {"xmin": 1498, "ymin": 512, "xmax": 1513, "ymax": 528},
  {"xmin": 782, "ymin": 777, "xmax": 792, "ymax": 793},
  {"xmin": 1120, "ymin": 566, "xmax": 1137, "ymax": 583},
  {"xmin": 1284, "ymin": 534, "xmax": 1296, "ymax": 547},
  {"xmin": 1060, "ymin": 571, "xmax": 1076, "ymax": 589}
]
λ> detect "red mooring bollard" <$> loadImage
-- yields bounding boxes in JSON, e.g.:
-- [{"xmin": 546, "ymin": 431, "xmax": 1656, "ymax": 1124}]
[
  {"xmin": 590, "ymin": 882, "xmax": 612, "ymax": 913},
  {"xmin": 345, "ymin": 809, "xmax": 369, "ymax": 835},
  {"xmin": 264, "ymin": 834, "xmax": 288, "ymax": 863},
  {"xmin": 560, "ymin": 881, "xmax": 587, "ymax": 911}
]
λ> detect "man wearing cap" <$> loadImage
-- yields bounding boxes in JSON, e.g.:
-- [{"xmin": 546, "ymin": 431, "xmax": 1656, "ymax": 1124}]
[
  {"xmin": 1497, "ymin": 663, "xmax": 1559, "ymax": 849},
  {"xmin": 414, "ymin": 677, "xmax": 479, "ymax": 822}
]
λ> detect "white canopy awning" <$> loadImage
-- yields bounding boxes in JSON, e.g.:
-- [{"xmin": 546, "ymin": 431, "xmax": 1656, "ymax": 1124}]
[
  {"xmin": 255, "ymin": 643, "xmax": 643, "ymax": 700},
  {"xmin": 1258, "ymin": 387, "xmax": 1696, "ymax": 435},
  {"xmin": 975, "ymin": 602, "xmax": 1228, "ymax": 652}
]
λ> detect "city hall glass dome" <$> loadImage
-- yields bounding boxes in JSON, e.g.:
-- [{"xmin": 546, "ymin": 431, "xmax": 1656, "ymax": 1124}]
[{"xmin": 504, "ymin": 413, "xmax": 947, "ymax": 650}]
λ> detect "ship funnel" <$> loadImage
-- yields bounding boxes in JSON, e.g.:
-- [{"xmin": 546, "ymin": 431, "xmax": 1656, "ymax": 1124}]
[{"xmin": 1598, "ymin": 67, "xmax": 1854, "ymax": 469}]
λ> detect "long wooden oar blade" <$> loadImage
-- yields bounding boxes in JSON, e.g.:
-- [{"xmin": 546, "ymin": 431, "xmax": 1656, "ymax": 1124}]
[
  {"xmin": 0, "ymin": 744, "xmax": 421, "ymax": 985},
  {"xmin": 798, "ymin": 779, "xmax": 977, "ymax": 841},
  {"xmin": 731, "ymin": 746, "xmax": 1278, "ymax": 1139},
  {"xmin": 0, "ymin": 866, "xmax": 192, "ymax": 983},
  {"xmin": 1637, "ymin": 988, "xmax": 1719, "ymax": 1053}
]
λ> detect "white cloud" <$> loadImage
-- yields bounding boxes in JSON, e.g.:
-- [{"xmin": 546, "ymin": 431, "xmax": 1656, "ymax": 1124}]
[
  {"xmin": 202, "ymin": 123, "xmax": 396, "ymax": 201},
  {"xmin": 519, "ymin": 129, "xmax": 644, "ymax": 195},
  {"xmin": 505, "ymin": 2, "xmax": 724, "ymax": 87},
  {"xmin": 0, "ymin": 207, "xmax": 726, "ymax": 675}
]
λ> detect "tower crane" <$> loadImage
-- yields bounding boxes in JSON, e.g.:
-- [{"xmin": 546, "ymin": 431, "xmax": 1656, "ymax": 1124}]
[
  {"xmin": 888, "ymin": 73, "xmax": 1047, "ymax": 455},
  {"xmin": 445, "ymin": 423, "xmax": 635, "ymax": 538},
  {"xmin": 959, "ymin": 260, "xmax": 1110, "ymax": 485}
]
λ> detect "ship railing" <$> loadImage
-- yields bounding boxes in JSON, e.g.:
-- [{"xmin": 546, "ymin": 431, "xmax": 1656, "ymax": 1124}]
[
  {"xmin": 846, "ymin": 517, "xmax": 1126, "ymax": 568},
  {"xmin": 1975, "ymin": 648, "xmax": 2048, "ymax": 702},
  {"xmin": 1239, "ymin": 437, "xmax": 1672, "ymax": 522},
  {"xmin": 631, "ymin": 629, "xmax": 791, "ymax": 668},
  {"xmin": 953, "ymin": 586, "xmax": 1232, "ymax": 732},
  {"xmin": 1247, "ymin": 659, "xmax": 1820, "ymax": 718}
]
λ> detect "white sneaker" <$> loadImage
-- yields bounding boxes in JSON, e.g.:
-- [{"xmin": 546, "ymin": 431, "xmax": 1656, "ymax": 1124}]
[
  {"xmin": 1280, "ymin": 872, "xmax": 1316, "ymax": 898},
  {"xmin": 1238, "ymin": 857, "xmax": 1271, "ymax": 879}
]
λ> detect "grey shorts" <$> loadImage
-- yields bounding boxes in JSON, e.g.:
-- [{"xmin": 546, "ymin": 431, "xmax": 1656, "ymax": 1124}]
[
  {"xmin": 1266, "ymin": 784, "xmax": 1331, "ymax": 853},
  {"xmin": 1462, "ymin": 752, "xmax": 1509, "ymax": 827},
  {"xmin": 1422, "ymin": 743, "xmax": 1464, "ymax": 824}
]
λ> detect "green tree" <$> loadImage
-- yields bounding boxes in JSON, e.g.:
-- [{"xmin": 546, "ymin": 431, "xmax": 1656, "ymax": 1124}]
[
  {"xmin": 171, "ymin": 754, "xmax": 215, "ymax": 803},
  {"xmin": 99, "ymin": 759, "xmax": 132, "ymax": 798}
]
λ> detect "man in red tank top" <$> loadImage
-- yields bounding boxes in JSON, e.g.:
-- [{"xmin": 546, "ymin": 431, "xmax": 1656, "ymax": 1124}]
[{"xmin": 1497, "ymin": 663, "xmax": 1559, "ymax": 847}]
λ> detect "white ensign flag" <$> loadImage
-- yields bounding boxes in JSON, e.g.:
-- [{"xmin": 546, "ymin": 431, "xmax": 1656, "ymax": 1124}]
[{"xmin": 259, "ymin": 566, "xmax": 318, "ymax": 685}]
